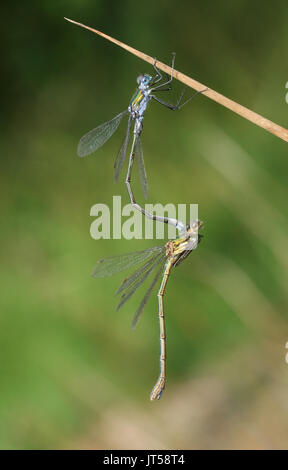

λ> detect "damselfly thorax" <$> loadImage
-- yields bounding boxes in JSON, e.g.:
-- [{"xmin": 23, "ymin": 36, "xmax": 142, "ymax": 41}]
[
  {"xmin": 129, "ymin": 74, "xmax": 153, "ymax": 120},
  {"xmin": 166, "ymin": 220, "xmax": 202, "ymax": 266}
]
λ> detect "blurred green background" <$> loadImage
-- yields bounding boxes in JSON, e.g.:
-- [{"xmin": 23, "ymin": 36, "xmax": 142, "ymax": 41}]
[{"xmin": 1, "ymin": 0, "xmax": 288, "ymax": 449}]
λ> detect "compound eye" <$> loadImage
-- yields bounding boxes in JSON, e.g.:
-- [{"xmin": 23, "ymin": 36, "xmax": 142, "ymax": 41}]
[
  {"xmin": 188, "ymin": 220, "xmax": 200, "ymax": 231},
  {"xmin": 137, "ymin": 75, "xmax": 144, "ymax": 85}
]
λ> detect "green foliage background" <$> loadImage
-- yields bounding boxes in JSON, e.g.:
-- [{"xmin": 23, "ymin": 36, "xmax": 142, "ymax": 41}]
[{"xmin": 1, "ymin": 0, "xmax": 288, "ymax": 449}]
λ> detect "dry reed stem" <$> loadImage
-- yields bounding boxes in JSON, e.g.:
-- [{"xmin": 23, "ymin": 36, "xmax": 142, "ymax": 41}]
[{"xmin": 65, "ymin": 18, "xmax": 288, "ymax": 144}]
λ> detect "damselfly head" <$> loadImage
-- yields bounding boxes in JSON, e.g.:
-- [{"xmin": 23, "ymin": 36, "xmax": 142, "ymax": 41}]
[
  {"xmin": 187, "ymin": 219, "xmax": 204, "ymax": 234},
  {"xmin": 137, "ymin": 74, "xmax": 152, "ymax": 88}
]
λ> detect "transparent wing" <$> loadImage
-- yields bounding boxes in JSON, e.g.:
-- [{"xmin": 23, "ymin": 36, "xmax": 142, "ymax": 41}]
[
  {"xmin": 116, "ymin": 252, "xmax": 166, "ymax": 312},
  {"xmin": 92, "ymin": 246, "xmax": 163, "ymax": 278},
  {"xmin": 135, "ymin": 136, "xmax": 148, "ymax": 199},
  {"xmin": 114, "ymin": 114, "xmax": 132, "ymax": 182},
  {"xmin": 173, "ymin": 235, "xmax": 202, "ymax": 268},
  {"xmin": 77, "ymin": 110, "xmax": 128, "ymax": 157},
  {"xmin": 116, "ymin": 248, "xmax": 165, "ymax": 295},
  {"xmin": 131, "ymin": 264, "xmax": 165, "ymax": 330}
]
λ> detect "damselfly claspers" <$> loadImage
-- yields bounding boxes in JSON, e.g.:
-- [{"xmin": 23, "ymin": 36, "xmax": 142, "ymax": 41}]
[
  {"xmin": 77, "ymin": 54, "xmax": 205, "ymax": 204},
  {"xmin": 92, "ymin": 219, "xmax": 203, "ymax": 400}
]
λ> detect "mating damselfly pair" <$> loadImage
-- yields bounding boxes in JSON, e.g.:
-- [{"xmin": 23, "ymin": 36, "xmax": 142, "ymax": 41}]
[{"xmin": 67, "ymin": 17, "xmax": 204, "ymax": 400}]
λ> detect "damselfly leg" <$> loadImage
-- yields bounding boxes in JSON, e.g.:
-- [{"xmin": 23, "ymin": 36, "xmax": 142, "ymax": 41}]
[
  {"xmin": 150, "ymin": 53, "xmax": 176, "ymax": 91},
  {"xmin": 152, "ymin": 86, "xmax": 208, "ymax": 110},
  {"xmin": 149, "ymin": 59, "xmax": 163, "ymax": 85},
  {"xmin": 151, "ymin": 53, "xmax": 207, "ymax": 108}
]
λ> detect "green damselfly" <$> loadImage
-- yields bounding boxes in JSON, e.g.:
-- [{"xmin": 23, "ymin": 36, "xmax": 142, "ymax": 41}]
[{"xmin": 92, "ymin": 220, "xmax": 203, "ymax": 400}]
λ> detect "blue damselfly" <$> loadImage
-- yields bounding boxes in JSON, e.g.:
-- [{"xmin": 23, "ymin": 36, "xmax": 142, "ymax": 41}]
[{"xmin": 77, "ymin": 54, "xmax": 205, "ymax": 212}]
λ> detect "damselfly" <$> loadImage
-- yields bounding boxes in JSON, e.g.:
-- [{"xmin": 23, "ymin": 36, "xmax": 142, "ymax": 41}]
[
  {"xmin": 92, "ymin": 219, "xmax": 203, "ymax": 400},
  {"xmin": 77, "ymin": 54, "xmax": 205, "ymax": 205}
]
